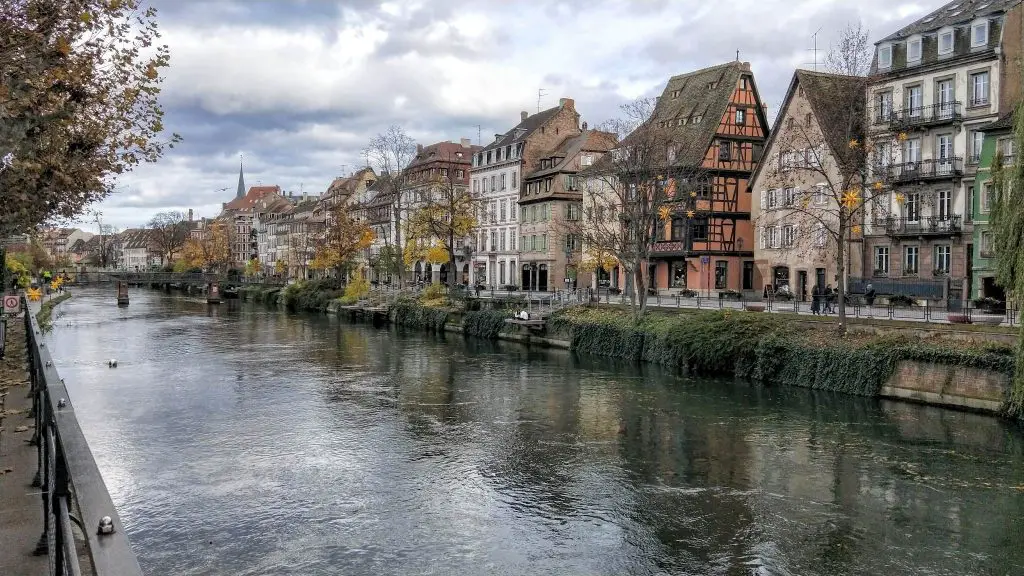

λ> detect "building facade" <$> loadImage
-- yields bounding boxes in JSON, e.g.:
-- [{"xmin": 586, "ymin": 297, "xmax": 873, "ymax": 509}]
[
  {"xmin": 865, "ymin": 0, "xmax": 1022, "ymax": 301},
  {"xmin": 519, "ymin": 129, "xmax": 616, "ymax": 291},
  {"xmin": 469, "ymin": 98, "xmax": 582, "ymax": 288},
  {"xmin": 972, "ymin": 111, "xmax": 1014, "ymax": 300},
  {"xmin": 750, "ymin": 70, "xmax": 866, "ymax": 299},
  {"xmin": 643, "ymin": 61, "xmax": 769, "ymax": 295}
]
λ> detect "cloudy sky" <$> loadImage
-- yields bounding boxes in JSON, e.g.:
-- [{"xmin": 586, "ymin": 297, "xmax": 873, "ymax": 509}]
[{"xmin": 87, "ymin": 0, "xmax": 929, "ymax": 231}]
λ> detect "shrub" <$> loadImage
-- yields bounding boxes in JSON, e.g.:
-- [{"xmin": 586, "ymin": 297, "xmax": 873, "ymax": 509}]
[
  {"xmin": 677, "ymin": 289, "xmax": 697, "ymax": 298},
  {"xmin": 973, "ymin": 296, "xmax": 1005, "ymax": 311},
  {"xmin": 422, "ymin": 283, "xmax": 445, "ymax": 302},
  {"xmin": 462, "ymin": 309, "xmax": 511, "ymax": 339},
  {"xmin": 391, "ymin": 299, "xmax": 449, "ymax": 331},
  {"xmin": 888, "ymin": 294, "xmax": 916, "ymax": 307},
  {"xmin": 338, "ymin": 294, "xmax": 359, "ymax": 306},
  {"xmin": 344, "ymin": 276, "xmax": 370, "ymax": 301},
  {"xmin": 280, "ymin": 279, "xmax": 344, "ymax": 312}
]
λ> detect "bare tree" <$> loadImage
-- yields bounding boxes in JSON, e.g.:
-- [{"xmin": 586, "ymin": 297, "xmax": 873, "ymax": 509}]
[
  {"xmin": 753, "ymin": 24, "xmax": 901, "ymax": 329},
  {"xmin": 404, "ymin": 154, "xmax": 477, "ymax": 289},
  {"xmin": 365, "ymin": 126, "xmax": 417, "ymax": 287},
  {"xmin": 576, "ymin": 97, "xmax": 710, "ymax": 319},
  {"xmin": 148, "ymin": 211, "xmax": 189, "ymax": 265}
]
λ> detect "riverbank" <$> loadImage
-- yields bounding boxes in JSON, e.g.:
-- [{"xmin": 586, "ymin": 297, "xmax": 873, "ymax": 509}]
[
  {"xmin": 238, "ymin": 283, "xmax": 1019, "ymax": 419},
  {"xmin": 36, "ymin": 291, "xmax": 72, "ymax": 332}
]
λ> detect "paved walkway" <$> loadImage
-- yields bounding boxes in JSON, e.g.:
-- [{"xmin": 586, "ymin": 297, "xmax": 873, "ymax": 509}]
[{"xmin": 0, "ymin": 308, "xmax": 47, "ymax": 575}]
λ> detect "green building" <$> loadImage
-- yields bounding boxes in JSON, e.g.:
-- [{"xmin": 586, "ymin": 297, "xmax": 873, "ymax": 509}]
[{"xmin": 972, "ymin": 112, "xmax": 1015, "ymax": 302}]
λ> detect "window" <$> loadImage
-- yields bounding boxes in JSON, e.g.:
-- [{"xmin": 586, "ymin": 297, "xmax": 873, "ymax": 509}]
[
  {"xmin": 530, "ymin": 235, "xmax": 536, "ymax": 251},
  {"xmin": 671, "ymin": 218, "xmax": 684, "ymax": 241},
  {"xmin": 936, "ymin": 79, "xmax": 954, "ymax": 118},
  {"xmin": 520, "ymin": 206, "xmax": 527, "ymax": 221},
  {"xmin": 718, "ymin": 142, "xmax": 731, "ymax": 161},
  {"xmin": 742, "ymin": 261, "xmax": 754, "ymax": 290},
  {"xmin": 530, "ymin": 205, "xmax": 537, "ymax": 222},
  {"xmin": 692, "ymin": 218, "xmax": 708, "ymax": 241},
  {"xmin": 1001, "ymin": 137, "xmax": 1016, "ymax": 161},
  {"xmin": 740, "ymin": 78, "xmax": 748, "ymax": 90},
  {"xmin": 876, "ymin": 91, "xmax": 893, "ymax": 122},
  {"xmin": 714, "ymin": 261, "xmax": 728, "ymax": 290},
  {"xmin": 981, "ymin": 231, "xmax": 993, "ymax": 255},
  {"xmin": 511, "ymin": 170, "xmax": 517, "ymax": 189},
  {"xmin": 970, "ymin": 71, "xmax": 990, "ymax": 106},
  {"xmin": 499, "ymin": 261, "xmax": 506, "ymax": 285},
  {"xmin": 972, "ymin": 21, "xmax": 989, "ymax": 47},
  {"xmin": 782, "ymin": 225, "xmax": 796, "ymax": 247},
  {"xmin": 875, "ymin": 246, "xmax": 890, "ymax": 274},
  {"xmin": 541, "ymin": 234, "xmax": 547, "ymax": 251},
  {"xmin": 966, "ymin": 185, "xmax": 974, "ymax": 222},
  {"xmin": 805, "ymin": 112, "xmax": 812, "ymax": 126},
  {"xmin": 904, "ymin": 138, "xmax": 921, "ymax": 163},
  {"xmin": 904, "ymin": 246, "xmax": 919, "ymax": 274},
  {"xmin": 766, "ymin": 188, "xmax": 777, "ymax": 209},
  {"xmin": 813, "ymin": 184, "xmax": 827, "ymax": 206},
  {"xmin": 908, "ymin": 38, "xmax": 922, "ymax": 62},
  {"xmin": 581, "ymin": 154, "xmax": 593, "ymax": 167},
  {"xmin": 496, "ymin": 148, "xmax": 502, "ymax": 162},
  {"xmin": 934, "ymin": 245, "xmax": 951, "ymax": 273},
  {"xmin": 735, "ymin": 109, "xmax": 746, "ymax": 125},
  {"xmin": 490, "ymin": 201, "xmax": 497, "ymax": 223},
  {"xmin": 500, "ymin": 229, "xmax": 506, "ymax": 251},
  {"xmin": 906, "ymin": 85, "xmax": 922, "ymax": 117},
  {"xmin": 878, "ymin": 45, "xmax": 892, "ymax": 68},
  {"xmin": 765, "ymin": 225, "xmax": 779, "ymax": 248},
  {"xmin": 970, "ymin": 130, "xmax": 984, "ymax": 163},
  {"xmin": 787, "ymin": 117, "xmax": 795, "ymax": 129},
  {"xmin": 936, "ymin": 134, "xmax": 953, "ymax": 160},
  {"xmin": 490, "ymin": 230, "xmax": 497, "ymax": 251},
  {"xmin": 521, "ymin": 235, "xmax": 526, "ymax": 251},
  {"xmin": 456, "ymin": 169, "xmax": 464, "ymax": 179},
  {"xmin": 510, "ymin": 201, "xmax": 517, "ymax": 221},
  {"xmin": 937, "ymin": 189, "xmax": 951, "ymax": 220},
  {"xmin": 500, "ymin": 199, "xmax": 507, "ymax": 222},
  {"xmin": 490, "ymin": 175, "xmax": 496, "ymax": 191},
  {"xmin": 565, "ymin": 234, "xmax": 579, "ymax": 252},
  {"xmin": 784, "ymin": 187, "xmax": 797, "ymax": 206},
  {"xmin": 566, "ymin": 202, "xmax": 581, "ymax": 221},
  {"xmin": 815, "ymin": 224, "xmax": 826, "ymax": 247},
  {"xmin": 906, "ymin": 192, "xmax": 920, "ymax": 222},
  {"xmin": 501, "ymin": 173, "xmax": 506, "ymax": 190},
  {"xmin": 939, "ymin": 30, "xmax": 954, "ymax": 55},
  {"xmin": 982, "ymin": 182, "xmax": 994, "ymax": 212},
  {"xmin": 510, "ymin": 234, "xmax": 516, "ymax": 250}
]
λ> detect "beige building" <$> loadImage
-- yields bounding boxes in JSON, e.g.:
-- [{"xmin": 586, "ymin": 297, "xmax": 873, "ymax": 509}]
[
  {"xmin": 519, "ymin": 129, "xmax": 616, "ymax": 291},
  {"xmin": 750, "ymin": 70, "xmax": 865, "ymax": 300}
]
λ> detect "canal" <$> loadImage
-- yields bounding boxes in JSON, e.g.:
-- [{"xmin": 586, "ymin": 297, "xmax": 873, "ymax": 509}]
[{"xmin": 44, "ymin": 288, "xmax": 1024, "ymax": 575}]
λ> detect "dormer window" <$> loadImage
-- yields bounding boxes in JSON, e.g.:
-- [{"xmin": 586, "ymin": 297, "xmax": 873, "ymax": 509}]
[
  {"xmin": 972, "ymin": 20, "xmax": 989, "ymax": 47},
  {"xmin": 878, "ymin": 44, "xmax": 892, "ymax": 68},
  {"xmin": 907, "ymin": 37, "xmax": 922, "ymax": 62},
  {"xmin": 938, "ymin": 29, "xmax": 954, "ymax": 55}
]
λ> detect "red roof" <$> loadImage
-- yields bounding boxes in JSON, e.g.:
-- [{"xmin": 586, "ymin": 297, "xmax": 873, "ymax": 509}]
[{"xmin": 224, "ymin": 185, "xmax": 282, "ymax": 211}]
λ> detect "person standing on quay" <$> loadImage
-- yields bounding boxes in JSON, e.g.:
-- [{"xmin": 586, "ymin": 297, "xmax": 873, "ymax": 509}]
[{"xmin": 811, "ymin": 284, "xmax": 822, "ymax": 315}]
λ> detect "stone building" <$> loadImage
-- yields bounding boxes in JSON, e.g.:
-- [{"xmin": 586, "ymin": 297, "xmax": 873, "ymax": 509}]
[{"xmin": 469, "ymin": 98, "xmax": 582, "ymax": 288}]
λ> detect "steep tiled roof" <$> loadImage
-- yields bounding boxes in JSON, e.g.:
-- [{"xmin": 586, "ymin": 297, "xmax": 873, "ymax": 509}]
[
  {"xmin": 479, "ymin": 104, "xmax": 565, "ymax": 154},
  {"xmin": 879, "ymin": 0, "xmax": 1019, "ymax": 43},
  {"xmin": 526, "ymin": 130, "xmax": 618, "ymax": 179},
  {"xmin": 224, "ymin": 185, "xmax": 282, "ymax": 211},
  {"xmin": 408, "ymin": 140, "xmax": 480, "ymax": 170},
  {"xmin": 749, "ymin": 69, "xmax": 866, "ymax": 186},
  {"xmin": 325, "ymin": 167, "xmax": 376, "ymax": 200}
]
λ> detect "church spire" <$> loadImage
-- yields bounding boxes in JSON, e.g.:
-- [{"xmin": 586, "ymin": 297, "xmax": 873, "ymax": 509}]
[{"xmin": 236, "ymin": 154, "xmax": 246, "ymax": 198}]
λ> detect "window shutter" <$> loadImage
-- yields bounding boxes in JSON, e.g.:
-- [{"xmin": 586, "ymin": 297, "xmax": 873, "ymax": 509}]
[
  {"xmin": 760, "ymin": 190, "xmax": 767, "ymax": 209},
  {"xmin": 759, "ymin": 227, "xmax": 766, "ymax": 249}
]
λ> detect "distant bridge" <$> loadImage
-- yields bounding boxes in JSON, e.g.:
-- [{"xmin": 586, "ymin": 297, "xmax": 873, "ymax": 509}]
[{"xmin": 70, "ymin": 271, "xmax": 286, "ymax": 287}]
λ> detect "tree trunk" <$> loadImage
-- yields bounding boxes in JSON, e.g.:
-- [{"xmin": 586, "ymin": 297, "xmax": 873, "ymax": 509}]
[{"xmin": 836, "ymin": 217, "xmax": 848, "ymax": 333}]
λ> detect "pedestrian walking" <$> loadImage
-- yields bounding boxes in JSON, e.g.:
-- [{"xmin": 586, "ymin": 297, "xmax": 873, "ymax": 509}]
[
  {"xmin": 825, "ymin": 284, "xmax": 836, "ymax": 314},
  {"xmin": 811, "ymin": 284, "xmax": 822, "ymax": 315}
]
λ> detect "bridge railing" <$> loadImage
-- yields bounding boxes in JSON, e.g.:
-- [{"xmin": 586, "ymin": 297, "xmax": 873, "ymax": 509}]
[{"xmin": 24, "ymin": 298, "xmax": 143, "ymax": 576}]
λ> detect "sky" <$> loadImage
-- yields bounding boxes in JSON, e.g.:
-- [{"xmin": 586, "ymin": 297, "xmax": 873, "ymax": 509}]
[{"xmin": 85, "ymin": 0, "xmax": 931, "ymax": 232}]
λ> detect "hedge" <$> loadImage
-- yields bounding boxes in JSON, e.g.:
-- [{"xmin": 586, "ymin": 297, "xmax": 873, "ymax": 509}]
[
  {"xmin": 390, "ymin": 299, "xmax": 449, "ymax": 331},
  {"xmin": 547, "ymin": 307, "xmax": 1017, "ymax": 399},
  {"xmin": 462, "ymin": 309, "xmax": 511, "ymax": 339}
]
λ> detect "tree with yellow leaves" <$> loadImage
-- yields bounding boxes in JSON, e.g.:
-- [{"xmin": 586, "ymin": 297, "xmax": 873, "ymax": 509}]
[
  {"xmin": 182, "ymin": 219, "xmax": 232, "ymax": 272},
  {"xmin": 404, "ymin": 156, "xmax": 477, "ymax": 289},
  {"xmin": 310, "ymin": 196, "xmax": 374, "ymax": 285}
]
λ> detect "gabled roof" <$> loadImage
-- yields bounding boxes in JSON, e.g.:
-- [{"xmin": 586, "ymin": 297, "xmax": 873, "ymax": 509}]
[
  {"xmin": 408, "ymin": 140, "xmax": 480, "ymax": 170},
  {"xmin": 878, "ymin": 0, "xmax": 1019, "ymax": 43},
  {"xmin": 224, "ymin": 185, "xmax": 282, "ymax": 211},
  {"xmin": 325, "ymin": 167, "xmax": 376, "ymax": 200},
  {"xmin": 526, "ymin": 130, "xmax": 618, "ymax": 179},
  {"xmin": 643, "ymin": 61, "xmax": 762, "ymax": 166},
  {"xmin": 479, "ymin": 103, "xmax": 568, "ymax": 154},
  {"xmin": 748, "ymin": 69, "xmax": 866, "ymax": 187}
]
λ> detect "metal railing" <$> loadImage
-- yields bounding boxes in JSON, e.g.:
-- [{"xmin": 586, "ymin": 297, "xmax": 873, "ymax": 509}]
[
  {"xmin": 878, "ymin": 215, "xmax": 963, "ymax": 236},
  {"xmin": 885, "ymin": 157, "xmax": 964, "ymax": 182},
  {"xmin": 24, "ymin": 298, "xmax": 143, "ymax": 575},
  {"xmin": 882, "ymin": 102, "xmax": 962, "ymax": 128}
]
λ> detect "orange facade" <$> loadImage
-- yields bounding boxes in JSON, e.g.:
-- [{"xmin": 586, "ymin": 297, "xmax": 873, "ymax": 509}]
[{"xmin": 647, "ymin": 70, "xmax": 768, "ymax": 293}]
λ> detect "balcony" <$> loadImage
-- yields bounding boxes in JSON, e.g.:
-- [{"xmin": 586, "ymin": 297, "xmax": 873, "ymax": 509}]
[
  {"xmin": 880, "ymin": 215, "xmax": 962, "ymax": 237},
  {"xmin": 878, "ymin": 102, "xmax": 962, "ymax": 130},
  {"xmin": 886, "ymin": 157, "xmax": 963, "ymax": 183}
]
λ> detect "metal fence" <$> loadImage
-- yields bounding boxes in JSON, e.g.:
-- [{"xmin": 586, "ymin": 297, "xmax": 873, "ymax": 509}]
[{"xmin": 24, "ymin": 299, "xmax": 143, "ymax": 576}]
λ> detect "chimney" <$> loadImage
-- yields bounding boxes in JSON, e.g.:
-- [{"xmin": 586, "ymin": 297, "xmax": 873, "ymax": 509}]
[
  {"xmin": 559, "ymin": 97, "xmax": 574, "ymax": 110},
  {"xmin": 762, "ymin": 103, "xmax": 769, "ymax": 118},
  {"xmin": 188, "ymin": 209, "xmax": 193, "ymax": 222},
  {"xmin": 416, "ymin": 144, "xmax": 423, "ymax": 153},
  {"xmin": 521, "ymin": 111, "xmax": 528, "ymax": 121},
  {"xmin": 740, "ymin": 61, "xmax": 751, "ymax": 72},
  {"xmin": 460, "ymin": 138, "xmax": 471, "ymax": 147}
]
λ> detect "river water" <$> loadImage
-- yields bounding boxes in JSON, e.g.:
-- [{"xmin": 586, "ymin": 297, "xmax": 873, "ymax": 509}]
[{"xmin": 43, "ymin": 288, "xmax": 1024, "ymax": 575}]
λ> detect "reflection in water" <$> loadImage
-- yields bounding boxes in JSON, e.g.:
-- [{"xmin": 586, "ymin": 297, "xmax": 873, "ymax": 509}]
[{"xmin": 46, "ymin": 288, "xmax": 1024, "ymax": 575}]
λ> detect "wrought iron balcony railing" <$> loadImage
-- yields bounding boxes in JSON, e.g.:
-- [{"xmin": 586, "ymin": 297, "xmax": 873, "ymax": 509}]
[
  {"xmin": 875, "ymin": 102, "xmax": 962, "ymax": 129},
  {"xmin": 879, "ymin": 215, "xmax": 963, "ymax": 236},
  {"xmin": 884, "ymin": 157, "xmax": 963, "ymax": 183}
]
